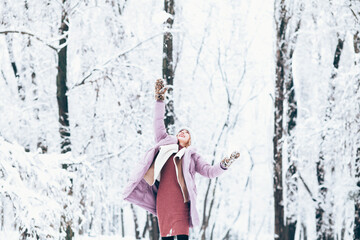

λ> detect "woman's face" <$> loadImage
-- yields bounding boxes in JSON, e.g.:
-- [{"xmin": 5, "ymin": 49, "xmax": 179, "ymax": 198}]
[{"xmin": 177, "ymin": 129, "xmax": 191, "ymax": 147}]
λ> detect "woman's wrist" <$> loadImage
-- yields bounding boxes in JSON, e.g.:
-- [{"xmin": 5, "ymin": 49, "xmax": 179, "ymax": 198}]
[
  {"xmin": 220, "ymin": 161, "xmax": 228, "ymax": 170},
  {"xmin": 155, "ymin": 94, "xmax": 165, "ymax": 101}
]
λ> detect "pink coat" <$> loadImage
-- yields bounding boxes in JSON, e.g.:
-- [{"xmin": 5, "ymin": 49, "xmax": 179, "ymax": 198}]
[{"xmin": 122, "ymin": 100, "xmax": 227, "ymax": 227}]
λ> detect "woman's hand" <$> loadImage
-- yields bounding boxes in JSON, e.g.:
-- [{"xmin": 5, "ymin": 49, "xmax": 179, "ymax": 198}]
[
  {"xmin": 155, "ymin": 79, "xmax": 167, "ymax": 101},
  {"xmin": 221, "ymin": 151, "xmax": 240, "ymax": 168}
]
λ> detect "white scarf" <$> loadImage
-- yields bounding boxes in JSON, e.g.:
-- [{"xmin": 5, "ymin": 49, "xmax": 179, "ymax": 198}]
[{"xmin": 152, "ymin": 144, "xmax": 186, "ymax": 185}]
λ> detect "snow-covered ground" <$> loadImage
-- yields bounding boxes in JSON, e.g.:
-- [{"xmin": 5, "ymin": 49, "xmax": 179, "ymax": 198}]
[
  {"xmin": 75, "ymin": 236, "xmax": 137, "ymax": 240},
  {"xmin": 0, "ymin": 231, "xmax": 137, "ymax": 240}
]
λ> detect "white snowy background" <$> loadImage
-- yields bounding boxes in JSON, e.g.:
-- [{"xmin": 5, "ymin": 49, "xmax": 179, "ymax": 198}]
[{"xmin": 0, "ymin": 0, "xmax": 359, "ymax": 239}]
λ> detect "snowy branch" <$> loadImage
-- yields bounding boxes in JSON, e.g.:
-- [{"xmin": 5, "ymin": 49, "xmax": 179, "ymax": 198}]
[
  {"xmin": 70, "ymin": 32, "xmax": 163, "ymax": 89},
  {"xmin": 298, "ymin": 171, "xmax": 317, "ymax": 203},
  {"xmin": 0, "ymin": 30, "xmax": 58, "ymax": 51}
]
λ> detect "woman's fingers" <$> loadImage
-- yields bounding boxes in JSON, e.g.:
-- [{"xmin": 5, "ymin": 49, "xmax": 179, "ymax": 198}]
[
  {"xmin": 155, "ymin": 79, "xmax": 164, "ymax": 90},
  {"xmin": 230, "ymin": 151, "xmax": 240, "ymax": 159},
  {"xmin": 160, "ymin": 87, "xmax": 168, "ymax": 94}
]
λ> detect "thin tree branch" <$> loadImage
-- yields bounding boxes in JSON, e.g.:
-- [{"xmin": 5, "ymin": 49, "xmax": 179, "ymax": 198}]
[
  {"xmin": 350, "ymin": 7, "xmax": 359, "ymax": 23},
  {"xmin": 70, "ymin": 32, "xmax": 163, "ymax": 89},
  {"xmin": 91, "ymin": 137, "xmax": 139, "ymax": 165},
  {"xmin": 0, "ymin": 30, "xmax": 58, "ymax": 51},
  {"xmin": 298, "ymin": 170, "xmax": 317, "ymax": 202}
]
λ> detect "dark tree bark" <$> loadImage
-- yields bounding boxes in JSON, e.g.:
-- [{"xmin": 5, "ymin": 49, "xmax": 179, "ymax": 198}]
[
  {"xmin": 56, "ymin": 1, "xmax": 73, "ymax": 239},
  {"xmin": 355, "ymin": 147, "xmax": 360, "ymax": 240},
  {"xmin": 285, "ymin": 76, "xmax": 298, "ymax": 240},
  {"xmin": 315, "ymin": 158, "xmax": 327, "ymax": 239},
  {"xmin": 148, "ymin": 213, "xmax": 160, "ymax": 240},
  {"xmin": 353, "ymin": 30, "xmax": 360, "ymax": 240},
  {"xmin": 142, "ymin": 212, "xmax": 159, "ymax": 240},
  {"xmin": 57, "ymin": 0, "xmax": 71, "ymax": 155},
  {"xmin": 121, "ymin": 208, "xmax": 125, "ymax": 237},
  {"xmin": 130, "ymin": 204, "xmax": 140, "ymax": 239},
  {"xmin": 5, "ymin": 35, "xmax": 20, "ymax": 80},
  {"xmin": 273, "ymin": 29, "xmax": 285, "ymax": 240},
  {"xmin": 284, "ymin": 17, "xmax": 300, "ymax": 240},
  {"xmin": 273, "ymin": 3, "xmax": 288, "ymax": 239},
  {"xmin": 316, "ymin": 37, "xmax": 344, "ymax": 240},
  {"xmin": 274, "ymin": 1, "xmax": 302, "ymax": 239},
  {"xmin": 201, "ymin": 177, "xmax": 219, "ymax": 240},
  {"xmin": 163, "ymin": 0, "xmax": 175, "ymax": 135},
  {"xmin": 300, "ymin": 222, "xmax": 308, "ymax": 240},
  {"xmin": 354, "ymin": 31, "xmax": 360, "ymax": 55}
]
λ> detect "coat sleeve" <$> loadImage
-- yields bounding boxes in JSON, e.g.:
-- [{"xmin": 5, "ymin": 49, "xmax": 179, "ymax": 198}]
[
  {"xmin": 194, "ymin": 152, "xmax": 227, "ymax": 178},
  {"xmin": 154, "ymin": 100, "xmax": 168, "ymax": 143}
]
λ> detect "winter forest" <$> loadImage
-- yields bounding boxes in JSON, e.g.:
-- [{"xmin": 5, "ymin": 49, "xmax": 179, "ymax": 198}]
[{"xmin": 0, "ymin": 0, "xmax": 359, "ymax": 239}]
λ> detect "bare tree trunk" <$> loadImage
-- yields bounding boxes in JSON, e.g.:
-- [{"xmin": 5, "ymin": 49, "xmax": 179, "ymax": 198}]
[
  {"xmin": 353, "ymin": 30, "xmax": 360, "ymax": 240},
  {"xmin": 78, "ymin": 188, "xmax": 85, "ymax": 235},
  {"xmin": 0, "ymin": 198, "xmax": 3, "ymax": 231},
  {"xmin": 130, "ymin": 204, "xmax": 140, "ymax": 239},
  {"xmin": 2, "ymin": 0, "xmax": 47, "ymax": 153},
  {"xmin": 57, "ymin": 0, "xmax": 71, "ymax": 155},
  {"xmin": 273, "ymin": 1, "xmax": 287, "ymax": 239},
  {"xmin": 163, "ymin": 0, "xmax": 175, "ymax": 135},
  {"xmin": 273, "ymin": 53, "xmax": 285, "ymax": 240},
  {"xmin": 301, "ymin": 222, "xmax": 308, "ymax": 240},
  {"xmin": 5, "ymin": 35, "xmax": 20, "ymax": 80},
  {"xmin": 149, "ymin": 213, "xmax": 160, "ymax": 240},
  {"xmin": 23, "ymin": 0, "xmax": 47, "ymax": 153},
  {"xmin": 285, "ymin": 61, "xmax": 298, "ymax": 240},
  {"xmin": 355, "ymin": 147, "xmax": 360, "ymax": 239},
  {"xmin": 283, "ymin": 12, "xmax": 301, "ymax": 239},
  {"xmin": 143, "ymin": 212, "xmax": 160, "ymax": 240},
  {"xmin": 201, "ymin": 178, "xmax": 219, "ymax": 240},
  {"xmin": 274, "ymin": 1, "xmax": 302, "ymax": 238},
  {"xmin": 56, "ymin": 1, "xmax": 73, "ymax": 239},
  {"xmin": 315, "ymin": 158, "xmax": 327, "ymax": 240},
  {"xmin": 2, "ymin": 1, "xmax": 23, "ymax": 100},
  {"xmin": 142, "ymin": 1, "xmax": 176, "ymax": 240},
  {"xmin": 316, "ymin": 36, "xmax": 344, "ymax": 240},
  {"xmin": 121, "ymin": 208, "xmax": 125, "ymax": 237}
]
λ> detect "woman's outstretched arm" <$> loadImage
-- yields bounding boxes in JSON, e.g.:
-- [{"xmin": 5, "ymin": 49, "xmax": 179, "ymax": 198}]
[
  {"xmin": 194, "ymin": 151, "xmax": 240, "ymax": 178},
  {"xmin": 154, "ymin": 79, "xmax": 168, "ymax": 143}
]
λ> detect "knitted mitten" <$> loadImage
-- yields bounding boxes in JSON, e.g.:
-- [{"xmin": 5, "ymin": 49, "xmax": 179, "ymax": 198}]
[
  {"xmin": 221, "ymin": 151, "xmax": 240, "ymax": 169},
  {"xmin": 155, "ymin": 78, "xmax": 167, "ymax": 101}
]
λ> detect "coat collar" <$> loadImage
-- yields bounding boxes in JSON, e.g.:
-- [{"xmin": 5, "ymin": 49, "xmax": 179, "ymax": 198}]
[
  {"xmin": 159, "ymin": 143, "xmax": 187, "ymax": 159},
  {"xmin": 156, "ymin": 135, "xmax": 197, "ymax": 156}
]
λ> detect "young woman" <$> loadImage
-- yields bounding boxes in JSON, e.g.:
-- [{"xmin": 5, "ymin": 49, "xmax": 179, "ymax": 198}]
[{"xmin": 123, "ymin": 79, "xmax": 240, "ymax": 240}]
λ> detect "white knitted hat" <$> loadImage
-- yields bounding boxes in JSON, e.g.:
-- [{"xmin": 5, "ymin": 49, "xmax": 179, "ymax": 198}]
[{"xmin": 176, "ymin": 126, "xmax": 195, "ymax": 146}]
